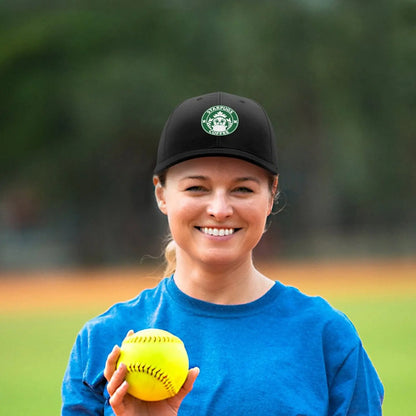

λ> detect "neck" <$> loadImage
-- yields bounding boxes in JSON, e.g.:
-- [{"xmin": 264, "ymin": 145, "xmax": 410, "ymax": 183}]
[{"xmin": 172, "ymin": 251, "xmax": 274, "ymax": 305}]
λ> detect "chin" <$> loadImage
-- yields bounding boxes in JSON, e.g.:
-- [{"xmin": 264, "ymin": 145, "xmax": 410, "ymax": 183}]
[{"xmin": 198, "ymin": 252, "xmax": 248, "ymax": 269}]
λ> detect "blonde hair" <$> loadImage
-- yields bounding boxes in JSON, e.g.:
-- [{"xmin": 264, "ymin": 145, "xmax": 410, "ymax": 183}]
[
  {"xmin": 162, "ymin": 237, "xmax": 177, "ymax": 277},
  {"xmin": 157, "ymin": 170, "xmax": 279, "ymax": 278}
]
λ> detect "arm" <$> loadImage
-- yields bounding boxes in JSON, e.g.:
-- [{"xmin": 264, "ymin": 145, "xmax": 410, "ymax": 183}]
[
  {"xmin": 328, "ymin": 343, "xmax": 384, "ymax": 416},
  {"xmin": 61, "ymin": 333, "xmax": 107, "ymax": 416}
]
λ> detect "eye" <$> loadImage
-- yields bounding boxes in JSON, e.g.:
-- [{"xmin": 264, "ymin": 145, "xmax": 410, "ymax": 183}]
[
  {"xmin": 185, "ymin": 185, "xmax": 207, "ymax": 192},
  {"xmin": 233, "ymin": 186, "xmax": 254, "ymax": 193}
]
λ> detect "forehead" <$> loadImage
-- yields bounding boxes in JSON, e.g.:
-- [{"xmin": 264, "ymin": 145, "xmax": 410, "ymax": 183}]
[{"xmin": 166, "ymin": 157, "xmax": 269, "ymax": 180}]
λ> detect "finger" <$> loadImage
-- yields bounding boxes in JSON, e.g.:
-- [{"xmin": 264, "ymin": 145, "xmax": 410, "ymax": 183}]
[
  {"xmin": 109, "ymin": 380, "xmax": 129, "ymax": 411},
  {"xmin": 122, "ymin": 329, "xmax": 134, "ymax": 341},
  {"xmin": 184, "ymin": 367, "xmax": 200, "ymax": 391},
  {"xmin": 120, "ymin": 329, "xmax": 134, "ymax": 344},
  {"xmin": 174, "ymin": 367, "xmax": 200, "ymax": 401},
  {"xmin": 107, "ymin": 362, "xmax": 127, "ymax": 396},
  {"xmin": 104, "ymin": 345, "xmax": 121, "ymax": 382}
]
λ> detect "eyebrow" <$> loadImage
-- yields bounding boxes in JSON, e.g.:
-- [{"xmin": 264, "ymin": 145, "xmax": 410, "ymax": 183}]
[
  {"xmin": 236, "ymin": 176, "xmax": 261, "ymax": 184},
  {"xmin": 181, "ymin": 175, "xmax": 207, "ymax": 181},
  {"xmin": 179, "ymin": 175, "xmax": 261, "ymax": 184}
]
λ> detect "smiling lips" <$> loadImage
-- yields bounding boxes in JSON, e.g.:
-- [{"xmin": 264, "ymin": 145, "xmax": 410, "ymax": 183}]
[{"xmin": 197, "ymin": 227, "xmax": 238, "ymax": 236}]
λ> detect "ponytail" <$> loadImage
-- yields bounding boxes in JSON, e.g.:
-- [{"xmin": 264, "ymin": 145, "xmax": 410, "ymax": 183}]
[
  {"xmin": 163, "ymin": 237, "xmax": 177, "ymax": 277},
  {"xmin": 155, "ymin": 171, "xmax": 177, "ymax": 277}
]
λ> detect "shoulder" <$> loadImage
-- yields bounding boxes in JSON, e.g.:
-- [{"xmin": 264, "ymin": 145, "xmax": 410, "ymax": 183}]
[
  {"xmin": 274, "ymin": 281, "xmax": 339, "ymax": 315},
  {"xmin": 81, "ymin": 278, "xmax": 168, "ymax": 341},
  {"xmin": 275, "ymin": 281, "xmax": 360, "ymax": 346}
]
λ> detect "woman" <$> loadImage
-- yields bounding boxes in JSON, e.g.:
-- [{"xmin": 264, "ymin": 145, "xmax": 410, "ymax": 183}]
[{"xmin": 62, "ymin": 92, "xmax": 384, "ymax": 415}]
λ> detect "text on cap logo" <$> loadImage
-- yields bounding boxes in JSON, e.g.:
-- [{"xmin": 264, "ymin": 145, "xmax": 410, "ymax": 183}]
[{"xmin": 201, "ymin": 105, "xmax": 239, "ymax": 136}]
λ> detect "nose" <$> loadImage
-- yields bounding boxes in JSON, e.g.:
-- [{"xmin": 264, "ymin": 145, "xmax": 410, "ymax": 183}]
[{"xmin": 206, "ymin": 191, "xmax": 233, "ymax": 221}]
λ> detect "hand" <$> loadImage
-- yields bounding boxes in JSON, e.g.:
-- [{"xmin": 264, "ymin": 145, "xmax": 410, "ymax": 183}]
[{"xmin": 104, "ymin": 332, "xmax": 199, "ymax": 416}]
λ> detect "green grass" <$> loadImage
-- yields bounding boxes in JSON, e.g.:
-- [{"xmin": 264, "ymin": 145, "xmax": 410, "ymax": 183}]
[
  {"xmin": 0, "ymin": 296, "xmax": 414, "ymax": 415},
  {"xmin": 0, "ymin": 309, "xmax": 97, "ymax": 416}
]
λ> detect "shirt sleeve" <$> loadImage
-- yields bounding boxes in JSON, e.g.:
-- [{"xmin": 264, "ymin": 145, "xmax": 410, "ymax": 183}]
[
  {"xmin": 61, "ymin": 331, "xmax": 108, "ymax": 416},
  {"xmin": 327, "ymin": 338, "xmax": 384, "ymax": 415}
]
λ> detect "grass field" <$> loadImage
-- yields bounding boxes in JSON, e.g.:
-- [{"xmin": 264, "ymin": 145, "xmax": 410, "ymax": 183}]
[{"xmin": 0, "ymin": 259, "xmax": 415, "ymax": 415}]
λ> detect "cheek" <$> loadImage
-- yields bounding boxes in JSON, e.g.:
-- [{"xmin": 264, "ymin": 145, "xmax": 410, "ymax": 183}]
[
  {"xmin": 165, "ymin": 198, "xmax": 201, "ymax": 230},
  {"xmin": 250, "ymin": 200, "xmax": 273, "ymax": 232},
  {"xmin": 246, "ymin": 196, "xmax": 271, "ymax": 218},
  {"xmin": 166, "ymin": 199, "xmax": 194, "ymax": 218}
]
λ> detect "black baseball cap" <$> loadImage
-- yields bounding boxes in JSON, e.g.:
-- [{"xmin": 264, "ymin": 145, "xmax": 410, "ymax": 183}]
[{"xmin": 154, "ymin": 91, "xmax": 278, "ymax": 175}]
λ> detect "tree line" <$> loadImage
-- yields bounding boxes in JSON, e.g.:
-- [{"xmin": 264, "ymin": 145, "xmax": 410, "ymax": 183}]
[{"xmin": 1, "ymin": 0, "xmax": 414, "ymax": 265}]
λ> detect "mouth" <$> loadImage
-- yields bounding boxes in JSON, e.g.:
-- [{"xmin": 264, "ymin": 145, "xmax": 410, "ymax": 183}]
[{"xmin": 196, "ymin": 227, "xmax": 240, "ymax": 237}]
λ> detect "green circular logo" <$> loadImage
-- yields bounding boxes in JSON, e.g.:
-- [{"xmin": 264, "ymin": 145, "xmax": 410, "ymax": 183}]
[{"xmin": 201, "ymin": 105, "xmax": 239, "ymax": 136}]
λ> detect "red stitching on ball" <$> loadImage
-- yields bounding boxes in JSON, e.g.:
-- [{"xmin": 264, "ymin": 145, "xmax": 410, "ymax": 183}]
[
  {"xmin": 127, "ymin": 362, "xmax": 177, "ymax": 396},
  {"xmin": 125, "ymin": 335, "xmax": 181, "ymax": 344}
]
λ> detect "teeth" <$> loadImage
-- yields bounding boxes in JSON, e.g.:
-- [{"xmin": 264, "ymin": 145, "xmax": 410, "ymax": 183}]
[{"xmin": 201, "ymin": 227, "xmax": 235, "ymax": 236}]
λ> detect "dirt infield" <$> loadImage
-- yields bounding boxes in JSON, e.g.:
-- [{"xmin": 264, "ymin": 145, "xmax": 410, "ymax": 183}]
[{"xmin": 0, "ymin": 258, "xmax": 415, "ymax": 313}]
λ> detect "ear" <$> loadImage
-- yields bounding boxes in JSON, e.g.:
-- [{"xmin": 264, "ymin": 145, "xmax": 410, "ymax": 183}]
[
  {"xmin": 153, "ymin": 176, "xmax": 167, "ymax": 215},
  {"xmin": 267, "ymin": 175, "xmax": 279, "ymax": 215}
]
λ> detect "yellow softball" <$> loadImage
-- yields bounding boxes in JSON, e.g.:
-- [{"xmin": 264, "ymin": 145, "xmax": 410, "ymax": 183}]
[{"xmin": 116, "ymin": 328, "xmax": 189, "ymax": 401}]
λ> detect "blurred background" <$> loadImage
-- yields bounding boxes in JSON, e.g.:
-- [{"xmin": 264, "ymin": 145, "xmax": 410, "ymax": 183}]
[
  {"xmin": 1, "ymin": 0, "xmax": 415, "ymax": 270},
  {"xmin": 1, "ymin": 3, "xmax": 415, "ymax": 415}
]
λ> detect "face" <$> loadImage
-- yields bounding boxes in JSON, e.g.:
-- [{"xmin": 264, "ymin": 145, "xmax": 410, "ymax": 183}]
[{"xmin": 154, "ymin": 157, "xmax": 277, "ymax": 270}]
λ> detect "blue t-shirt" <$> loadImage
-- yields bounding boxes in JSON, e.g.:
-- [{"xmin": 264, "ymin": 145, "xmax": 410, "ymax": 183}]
[{"xmin": 62, "ymin": 276, "xmax": 384, "ymax": 415}]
